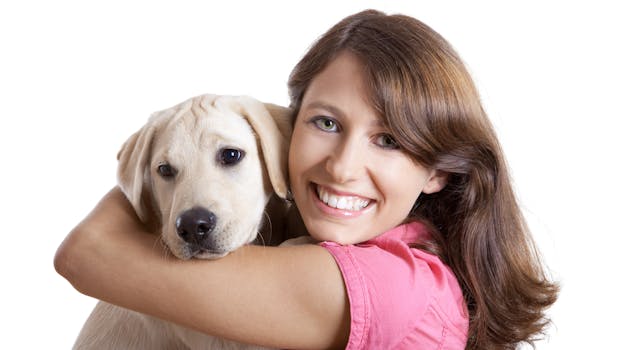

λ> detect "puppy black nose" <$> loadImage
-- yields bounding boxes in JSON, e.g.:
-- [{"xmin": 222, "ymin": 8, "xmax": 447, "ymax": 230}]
[{"xmin": 176, "ymin": 207, "xmax": 217, "ymax": 246}]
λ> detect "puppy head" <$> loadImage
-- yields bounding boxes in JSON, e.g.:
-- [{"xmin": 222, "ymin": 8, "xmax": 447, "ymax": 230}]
[{"xmin": 117, "ymin": 94, "xmax": 292, "ymax": 259}]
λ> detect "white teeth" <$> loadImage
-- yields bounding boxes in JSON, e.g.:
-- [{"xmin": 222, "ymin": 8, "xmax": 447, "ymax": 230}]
[
  {"xmin": 317, "ymin": 185, "xmax": 370, "ymax": 211},
  {"xmin": 321, "ymin": 190, "xmax": 329, "ymax": 203},
  {"xmin": 328, "ymin": 196, "xmax": 338, "ymax": 208},
  {"xmin": 336, "ymin": 197, "xmax": 347, "ymax": 209}
]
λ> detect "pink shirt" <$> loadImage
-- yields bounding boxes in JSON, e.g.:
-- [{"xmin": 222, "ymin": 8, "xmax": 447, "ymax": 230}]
[{"xmin": 319, "ymin": 222, "xmax": 469, "ymax": 349}]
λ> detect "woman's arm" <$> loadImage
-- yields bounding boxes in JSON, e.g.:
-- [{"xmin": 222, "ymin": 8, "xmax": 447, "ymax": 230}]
[{"xmin": 54, "ymin": 187, "xmax": 350, "ymax": 349}]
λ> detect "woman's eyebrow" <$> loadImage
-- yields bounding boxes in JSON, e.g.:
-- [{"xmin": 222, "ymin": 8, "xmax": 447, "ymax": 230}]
[
  {"xmin": 371, "ymin": 118, "xmax": 386, "ymax": 127},
  {"xmin": 304, "ymin": 101, "xmax": 344, "ymax": 117}
]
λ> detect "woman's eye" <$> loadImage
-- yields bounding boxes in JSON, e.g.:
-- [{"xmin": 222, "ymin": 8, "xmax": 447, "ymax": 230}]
[
  {"xmin": 311, "ymin": 116, "xmax": 338, "ymax": 132},
  {"xmin": 376, "ymin": 134, "xmax": 400, "ymax": 149}
]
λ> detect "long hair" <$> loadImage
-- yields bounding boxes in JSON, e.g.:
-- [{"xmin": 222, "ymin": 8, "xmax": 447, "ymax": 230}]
[{"xmin": 288, "ymin": 9, "xmax": 559, "ymax": 350}]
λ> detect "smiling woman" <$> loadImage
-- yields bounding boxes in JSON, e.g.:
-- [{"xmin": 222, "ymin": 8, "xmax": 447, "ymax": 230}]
[{"xmin": 285, "ymin": 9, "xmax": 559, "ymax": 349}]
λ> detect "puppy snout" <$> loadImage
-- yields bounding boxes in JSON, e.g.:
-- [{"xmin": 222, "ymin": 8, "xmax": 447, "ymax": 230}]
[{"xmin": 176, "ymin": 207, "xmax": 217, "ymax": 246}]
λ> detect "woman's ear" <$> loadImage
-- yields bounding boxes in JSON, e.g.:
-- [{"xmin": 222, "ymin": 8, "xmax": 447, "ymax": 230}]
[{"xmin": 422, "ymin": 170, "xmax": 449, "ymax": 194}]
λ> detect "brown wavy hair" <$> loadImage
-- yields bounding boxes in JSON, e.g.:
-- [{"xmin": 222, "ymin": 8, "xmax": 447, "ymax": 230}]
[{"xmin": 288, "ymin": 9, "xmax": 559, "ymax": 350}]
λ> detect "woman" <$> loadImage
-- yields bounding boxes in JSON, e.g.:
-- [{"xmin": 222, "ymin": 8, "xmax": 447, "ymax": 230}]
[{"xmin": 55, "ymin": 9, "xmax": 558, "ymax": 349}]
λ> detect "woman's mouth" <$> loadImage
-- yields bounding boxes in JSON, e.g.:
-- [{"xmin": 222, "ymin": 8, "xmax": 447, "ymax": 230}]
[{"xmin": 315, "ymin": 184, "xmax": 371, "ymax": 212}]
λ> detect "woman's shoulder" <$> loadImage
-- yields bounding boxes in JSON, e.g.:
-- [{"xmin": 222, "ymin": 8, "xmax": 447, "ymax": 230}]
[{"xmin": 318, "ymin": 222, "xmax": 468, "ymax": 349}]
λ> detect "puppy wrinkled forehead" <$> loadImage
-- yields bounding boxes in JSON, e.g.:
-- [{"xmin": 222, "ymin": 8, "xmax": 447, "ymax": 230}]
[
  {"xmin": 160, "ymin": 95, "xmax": 255, "ymax": 152},
  {"xmin": 200, "ymin": 96, "xmax": 254, "ymax": 143}
]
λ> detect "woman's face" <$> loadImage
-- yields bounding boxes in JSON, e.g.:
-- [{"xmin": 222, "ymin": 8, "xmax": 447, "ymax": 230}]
[{"xmin": 289, "ymin": 51, "xmax": 446, "ymax": 244}]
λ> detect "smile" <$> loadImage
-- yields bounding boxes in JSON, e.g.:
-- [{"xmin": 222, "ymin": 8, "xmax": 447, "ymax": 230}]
[{"xmin": 316, "ymin": 185, "xmax": 370, "ymax": 211}]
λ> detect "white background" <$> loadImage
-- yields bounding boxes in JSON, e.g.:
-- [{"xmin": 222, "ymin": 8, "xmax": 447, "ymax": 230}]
[{"xmin": 1, "ymin": 1, "xmax": 618, "ymax": 348}]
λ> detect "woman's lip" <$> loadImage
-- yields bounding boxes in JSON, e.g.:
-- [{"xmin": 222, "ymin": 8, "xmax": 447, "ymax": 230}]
[{"xmin": 315, "ymin": 183, "xmax": 371, "ymax": 201}]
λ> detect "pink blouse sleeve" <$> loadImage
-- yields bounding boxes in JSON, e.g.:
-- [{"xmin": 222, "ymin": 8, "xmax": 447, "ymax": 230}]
[{"xmin": 319, "ymin": 223, "xmax": 468, "ymax": 349}]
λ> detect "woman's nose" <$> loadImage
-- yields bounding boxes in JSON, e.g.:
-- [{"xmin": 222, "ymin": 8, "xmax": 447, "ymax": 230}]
[{"xmin": 325, "ymin": 137, "xmax": 365, "ymax": 183}]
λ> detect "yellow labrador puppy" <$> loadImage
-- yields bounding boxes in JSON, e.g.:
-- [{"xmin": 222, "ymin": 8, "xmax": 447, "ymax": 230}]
[{"xmin": 74, "ymin": 94, "xmax": 293, "ymax": 349}]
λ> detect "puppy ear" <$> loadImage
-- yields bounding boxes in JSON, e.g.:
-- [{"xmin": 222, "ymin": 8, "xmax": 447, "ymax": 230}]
[
  {"xmin": 116, "ymin": 118, "xmax": 158, "ymax": 223},
  {"xmin": 221, "ymin": 97, "xmax": 293, "ymax": 199},
  {"xmin": 263, "ymin": 103, "xmax": 293, "ymax": 143}
]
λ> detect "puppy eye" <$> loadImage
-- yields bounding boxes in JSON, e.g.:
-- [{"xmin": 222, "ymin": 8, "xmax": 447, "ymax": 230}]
[
  {"xmin": 218, "ymin": 148, "xmax": 245, "ymax": 166},
  {"xmin": 157, "ymin": 163, "xmax": 177, "ymax": 179}
]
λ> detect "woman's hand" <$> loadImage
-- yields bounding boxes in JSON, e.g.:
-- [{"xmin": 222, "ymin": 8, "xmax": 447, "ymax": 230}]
[
  {"xmin": 54, "ymin": 187, "xmax": 349, "ymax": 349},
  {"xmin": 54, "ymin": 187, "xmax": 162, "ymax": 295}
]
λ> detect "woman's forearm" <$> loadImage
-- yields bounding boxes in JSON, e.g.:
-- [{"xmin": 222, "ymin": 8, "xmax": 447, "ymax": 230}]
[{"xmin": 54, "ymin": 187, "xmax": 349, "ymax": 349}]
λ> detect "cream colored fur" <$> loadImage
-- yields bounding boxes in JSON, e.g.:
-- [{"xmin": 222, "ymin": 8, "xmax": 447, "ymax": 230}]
[{"xmin": 74, "ymin": 94, "xmax": 293, "ymax": 349}]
